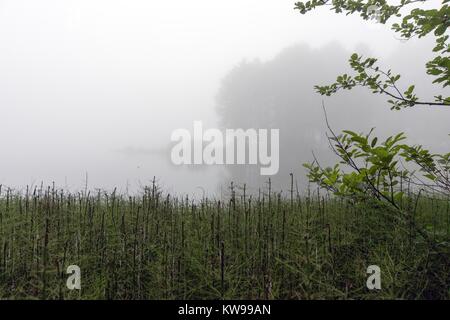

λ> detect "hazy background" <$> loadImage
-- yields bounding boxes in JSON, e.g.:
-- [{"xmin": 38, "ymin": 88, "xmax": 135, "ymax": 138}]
[{"xmin": 0, "ymin": 0, "xmax": 448, "ymax": 198}]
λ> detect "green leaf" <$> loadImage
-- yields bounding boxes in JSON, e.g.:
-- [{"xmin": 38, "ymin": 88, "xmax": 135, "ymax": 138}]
[{"xmin": 371, "ymin": 137, "xmax": 378, "ymax": 147}]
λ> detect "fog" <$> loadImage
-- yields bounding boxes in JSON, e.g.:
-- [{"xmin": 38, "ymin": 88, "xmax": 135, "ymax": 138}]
[{"xmin": 0, "ymin": 0, "xmax": 448, "ymax": 197}]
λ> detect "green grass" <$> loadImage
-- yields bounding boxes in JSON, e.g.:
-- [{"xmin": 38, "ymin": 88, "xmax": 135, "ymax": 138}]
[{"xmin": 0, "ymin": 181, "xmax": 449, "ymax": 300}]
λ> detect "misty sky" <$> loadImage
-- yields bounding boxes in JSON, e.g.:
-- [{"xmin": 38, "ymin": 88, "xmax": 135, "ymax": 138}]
[{"xmin": 0, "ymin": 0, "xmax": 447, "ymax": 197}]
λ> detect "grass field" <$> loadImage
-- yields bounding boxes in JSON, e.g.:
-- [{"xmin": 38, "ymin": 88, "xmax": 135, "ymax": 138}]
[{"xmin": 0, "ymin": 180, "xmax": 449, "ymax": 300}]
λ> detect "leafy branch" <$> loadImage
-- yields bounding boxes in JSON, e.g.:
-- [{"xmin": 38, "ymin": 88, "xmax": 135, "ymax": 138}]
[
  {"xmin": 304, "ymin": 105, "xmax": 450, "ymax": 254},
  {"xmin": 315, "ymin": 53, "xmax": 450, "ymax": 110},
  {"xmin": 295, "ymin": 0, "xmax": 450, "ymax": 110}
]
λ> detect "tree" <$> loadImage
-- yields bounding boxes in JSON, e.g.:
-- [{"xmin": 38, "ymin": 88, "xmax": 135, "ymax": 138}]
[
  {"xmin": 296, "ymin": 0, "xmax": 449, "ymax": 109},
  {"xmin": 215, "ymin": 44, "xmax": 383, "ymax": 191},
  {"xmin": 297, "ymin": 1, "xmax": 450, "ymax": 248}
]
